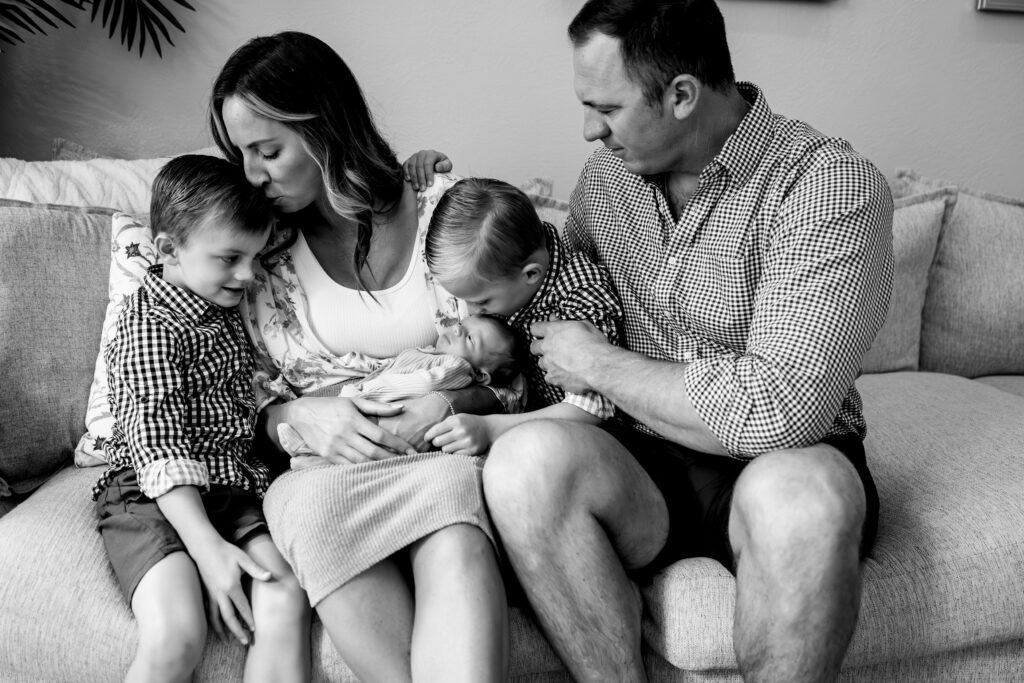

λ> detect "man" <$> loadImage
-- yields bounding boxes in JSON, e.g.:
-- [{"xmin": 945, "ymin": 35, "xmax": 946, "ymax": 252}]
[{"xmin": 482, "ymin": 0, "xmax": 893, "ymax": 681}]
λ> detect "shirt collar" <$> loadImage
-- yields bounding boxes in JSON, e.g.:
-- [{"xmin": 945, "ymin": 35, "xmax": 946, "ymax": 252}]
[
  {"xmin": 508, "ymin": 222, "xmax": 562, "ymax": 324},
  {"xmin": 639, "ymin": 81, "xmax": 773, "ymax": 193},
  {"xmin": 143, "ymin": 264, "xmax": 223, "ymax": 323}
]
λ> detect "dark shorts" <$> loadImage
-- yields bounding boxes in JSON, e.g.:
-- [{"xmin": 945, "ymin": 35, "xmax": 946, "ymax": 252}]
[
  {"xmin": 94, "ymin": 468, "xmax": 268, "ymax": 602},
  {"xmin": 602, "ymin": 422, "xmax": 880, "ymax": 577}
]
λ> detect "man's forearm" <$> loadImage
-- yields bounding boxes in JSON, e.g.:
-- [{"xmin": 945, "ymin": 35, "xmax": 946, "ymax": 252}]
[{"xmin": 582, "ymin": 344, "xmax": 729, "ymax": 455}]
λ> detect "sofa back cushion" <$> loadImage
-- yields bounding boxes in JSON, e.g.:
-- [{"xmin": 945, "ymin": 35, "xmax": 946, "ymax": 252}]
[
  {"xmin": 0, "ymin": 201, "xmax": 112, "ymax": 496},
  {"xmin": 893, "ymin": 170, "xmax": 1024, "ymax": 377}
]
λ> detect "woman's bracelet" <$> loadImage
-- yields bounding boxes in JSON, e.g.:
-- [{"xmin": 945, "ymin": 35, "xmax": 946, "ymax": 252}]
[{"xmin": 429, "ymin": 391, "xmax": 456, "ymax": 417}]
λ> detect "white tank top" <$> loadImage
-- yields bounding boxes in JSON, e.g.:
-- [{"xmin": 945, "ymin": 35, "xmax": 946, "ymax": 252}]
[{"xmin": 292, "ymin": 232, "xmax": 438, "ymax": 357}]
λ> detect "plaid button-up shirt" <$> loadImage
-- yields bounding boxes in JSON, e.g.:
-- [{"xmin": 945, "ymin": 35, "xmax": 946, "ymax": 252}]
[
  {"xmin": 565, "ymin": 82, "xmax": 893, "ymax": 458},
  {"xmin": 508, "ymin": 222, "xmax": 623, "ymax": 420},
  {"xmin": 94, "ymin": 266, "xmax": 269, "ymax": 500}
]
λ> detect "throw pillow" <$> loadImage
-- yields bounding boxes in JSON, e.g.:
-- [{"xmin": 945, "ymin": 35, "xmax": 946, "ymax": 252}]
[
  {"xmin": 0, "ymin": 200, "xmax": 114, "ymax": 493},
  {"xmin": 74, "ymin": 213, "xmax": 158, "ymax": 467},
  {"xmin": 894, "ymin": 170, "xmax": 1024, "ymax": 377},
  {"xmin": 860, "ymin": 188, "xmax": 955, "ymax": 374}
]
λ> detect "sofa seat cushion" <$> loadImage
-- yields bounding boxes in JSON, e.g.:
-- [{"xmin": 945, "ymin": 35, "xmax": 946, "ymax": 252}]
[
  {"xmin": 641, "ymin": 371, "xmax": 1024, "ymax": 671},
  {"xmin": 974, "ymin": 375, "xmax": 1024, "ymax": 399},
  {"xmin": 0, "ymin": 466, "xmax": 565, "ymax": 682}
]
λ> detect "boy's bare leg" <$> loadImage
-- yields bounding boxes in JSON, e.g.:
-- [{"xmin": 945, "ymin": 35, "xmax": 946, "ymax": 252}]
[
  {"xmin": 127, "ymin": 551, "xmax": 207, "ymax": 683},
  {"xmin": 243, "ymin": 534, "xmax": 311, "ymax": 683},
  {"xmin": 484, "ymin": 420, "xmax": 668, "ymax": 683},
  {"xmin": 315, "ymin": 558, "xmax": 414, "ymax": 683},
  {"xmin": 409, "ymin": 523, "xmax": 509, "ymax": 683}
]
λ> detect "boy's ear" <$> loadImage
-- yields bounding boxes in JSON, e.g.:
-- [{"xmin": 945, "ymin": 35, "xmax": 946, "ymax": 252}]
[
  {"xmin": 521, "ymin": 261, "xmax": 545, "ymax": 284},
  {"xmin": 154, "ymin": 232, "xmax": 179, "ymax": 264}
]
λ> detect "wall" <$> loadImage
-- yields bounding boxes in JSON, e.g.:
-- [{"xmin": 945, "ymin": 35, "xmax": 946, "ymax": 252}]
[{"xmin": 1, "ymin": 0, "xmax": 1022, "ymax": 197}]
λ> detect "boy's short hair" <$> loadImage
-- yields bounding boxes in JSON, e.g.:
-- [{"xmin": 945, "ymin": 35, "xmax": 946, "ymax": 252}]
[
  {"xmin": 426, "ymin": 178, "xmax": 548, "ymax": 283},
  {"xmin": 150, "ymin": 154, "xmax": 274, "ymax": 244},
  {"xmin": 475, "ymin": 313, "xmax": 528, "ymax": 388}
]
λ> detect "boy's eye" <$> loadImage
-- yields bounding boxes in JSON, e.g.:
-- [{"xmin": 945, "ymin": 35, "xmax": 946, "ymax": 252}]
[{"xmin": 221, "ymin": 256, "xmax": 238, "ymax": 264}]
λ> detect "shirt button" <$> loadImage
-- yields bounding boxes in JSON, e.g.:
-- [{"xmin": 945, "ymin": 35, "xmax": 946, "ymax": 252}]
[{"xmin": 667, "ymin": 256, "xmax": 679, "ymax": 266}]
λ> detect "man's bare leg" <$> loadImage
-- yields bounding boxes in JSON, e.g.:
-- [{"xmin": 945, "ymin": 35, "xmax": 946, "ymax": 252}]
[
  {"xmin": 484, "ymin": 419, "xmax": 668, "ymax": 683},
  {"xmin": 729, "ymin": 445, "xmax": 867, "ymax": 682}
]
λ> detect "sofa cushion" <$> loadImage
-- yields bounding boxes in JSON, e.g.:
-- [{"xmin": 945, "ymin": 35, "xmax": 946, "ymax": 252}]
[
  {"xmin": 642, "ymin": 371, "xmax": 1024, "ymax": 670},
  {"xmin": 860, "ymin": 189, "xmax": 954, "ymax": 373},
  {"xmin": 75, "ymin": 213, "xmax": 158, "ymax": 467},
  {"xmin": 0, "ymin": 465, "xmax": 565, "ymax": 681},
  {"xmin": 892, "ymin": 170, "xmax": 1024, "ymax": 377},
  {"xmin": 974, "ymin": 375, "xmax": 1024, "ymax": 399},
  {"xmin": 0, "ymin": 201, "xmax": 112, "ymax": 496}
]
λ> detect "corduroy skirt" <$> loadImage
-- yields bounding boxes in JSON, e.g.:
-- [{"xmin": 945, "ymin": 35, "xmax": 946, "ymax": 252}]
[{"xmin": 263, "ymin": 451, "xmax": 494, "ymax": 606}]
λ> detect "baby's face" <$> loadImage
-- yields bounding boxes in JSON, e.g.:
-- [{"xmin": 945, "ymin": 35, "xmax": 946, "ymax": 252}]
[
  {"xmin": 438, "ymin": 272, "xmax": 537, "ymax": 316},
  {"xmin": 435, "ymin": 315, "xmax": 512, "ymax": 376}
]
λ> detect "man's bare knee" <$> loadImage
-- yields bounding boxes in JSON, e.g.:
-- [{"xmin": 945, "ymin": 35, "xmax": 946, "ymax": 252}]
[{"xmin": 730, "ymin": 446, "xmax": 865, "ymax": 561}]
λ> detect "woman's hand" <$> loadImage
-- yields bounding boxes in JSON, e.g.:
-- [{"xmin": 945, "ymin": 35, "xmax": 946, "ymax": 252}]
[
  {"xmin": 277, "ymin": 396, "xmax": 416, "ymax": 465},
  {"xmin": 424, "ymin": 414, "xmax": 494, "ymax": 455},
  {"xmin": 377, "ymin": 392, "xmax": 452, "ymax": 452},
  {"xmin": 402, "ymin": 149, "xmax": 452, "ymax": 191}
]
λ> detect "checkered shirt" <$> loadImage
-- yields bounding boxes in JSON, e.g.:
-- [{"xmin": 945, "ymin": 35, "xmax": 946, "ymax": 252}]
[
  {"xmin": 94, "ymin": 266, "xmax": 269, "ymax": 500},
  {"xmin": 507, "ymin": 222, "xmax": 623, "ymax": 419},
  {"xmin": 564, "ymin": 82, "xmax": 893, "ymax": 458}
]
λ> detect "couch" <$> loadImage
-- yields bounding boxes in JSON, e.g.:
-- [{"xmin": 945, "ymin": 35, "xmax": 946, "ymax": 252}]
[{"xmin": 1, "ymin": 144, "xmax": 1023, "ymax": 682}]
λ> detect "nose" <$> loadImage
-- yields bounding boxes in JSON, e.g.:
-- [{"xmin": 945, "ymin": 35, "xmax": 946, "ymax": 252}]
[
  {"xmin": 583, "ymin": 109, "xmax": 608, "ymax": 143},
  {"xmin": 235, "ymin": 260, "xmax": 255, "ymax": 283},
  {"xmin": 243, "ymin": 154, "xmax": 270, "ymax": 187},
  {"xmin": 451, "ymin": 322, "xmax": 466, "ymax": 338}
]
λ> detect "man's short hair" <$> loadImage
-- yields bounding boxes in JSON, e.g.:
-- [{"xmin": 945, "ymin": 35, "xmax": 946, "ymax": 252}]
[
  {"xmin": 569, "ymin": 0, "xmax": 735, "ymax": 104},
  {"xmin": 150, "ymin": 154, "xmax": 274, "ymax": 244}
]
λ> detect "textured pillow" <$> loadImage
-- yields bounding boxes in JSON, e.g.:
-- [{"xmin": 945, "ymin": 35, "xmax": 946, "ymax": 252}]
[
  {"xmin": 860, "ymin": 189, "xmax": 956, "ymax": 374},
  {"xmin": 74, "ymin": 213, "xmax": 157, "ymax": 467},
  {"xmin": 0, "ymin": 201, "xmax": 114, "ymax": 494},
  {"xmin": 894, "ymin": 170, "xmax": 1024, "ymax": 377}
]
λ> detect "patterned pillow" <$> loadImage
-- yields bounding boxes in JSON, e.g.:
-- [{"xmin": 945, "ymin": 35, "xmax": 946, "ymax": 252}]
[{"xmin": 74, "ymin": 213, "xmax": 157, "ymax": 467}]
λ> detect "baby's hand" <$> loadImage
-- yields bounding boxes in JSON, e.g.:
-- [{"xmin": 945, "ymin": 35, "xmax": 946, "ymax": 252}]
[
  {"xmin": 402, "ymin": 149, "xmax": 452, "ymax": 191},
  {"xmin": 425, "ymin": 414, "xmax": 492, "ymax": 455}
]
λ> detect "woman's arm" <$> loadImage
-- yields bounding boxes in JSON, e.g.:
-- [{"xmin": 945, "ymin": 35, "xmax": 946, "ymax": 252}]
[
  {"xmin": 259, "ymin": 396, "xmax": 417, "ymax": 464},
  {"xmin": 377, "ymin": 385, "xmax": 502, "ymax": 452}
]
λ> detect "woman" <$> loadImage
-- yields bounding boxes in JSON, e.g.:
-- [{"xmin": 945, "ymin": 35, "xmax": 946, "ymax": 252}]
[{"xmin": 209, "ymin": 32, "xmax": 513, "ymax": 682}]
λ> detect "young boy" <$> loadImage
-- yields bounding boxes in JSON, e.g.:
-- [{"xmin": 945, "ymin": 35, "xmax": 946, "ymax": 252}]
[
  {"xmin": 421, "ymin": 176, "xmax": 624, "ymax": 454},
  {"xmin": 92, "ymin": 155, "xmax": 310, "ymax": 683},
  {"xmin": 277, "ymin": 313, "xmax": 526, "ymax": 456}
]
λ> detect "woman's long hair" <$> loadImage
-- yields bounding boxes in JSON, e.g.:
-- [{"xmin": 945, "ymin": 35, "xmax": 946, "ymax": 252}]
[{"xmin": 210, "ymin": 31, "xmax": 404, "ymax": 291}]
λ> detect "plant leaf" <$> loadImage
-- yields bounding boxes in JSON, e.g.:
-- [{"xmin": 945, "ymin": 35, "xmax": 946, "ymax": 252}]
[
  {"xmin": 0, "ymin": 6, "xmax": 44, "ymax": 35},
  {"xmin": 145, "ymin": 0, "xmax": 189, "ymax": 33}
]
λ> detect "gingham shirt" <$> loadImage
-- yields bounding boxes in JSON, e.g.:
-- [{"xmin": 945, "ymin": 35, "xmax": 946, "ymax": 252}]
[
  {"xmin": 94, "ymin": 266, "xmax": 269, "ymax": 500},
  {"xmin": 565, "ymin": 82, "xmax": 893, "ymax": 457},
  {"xmin": 508, "ymin": 222, "xmax": 623, "ymax": 419}
]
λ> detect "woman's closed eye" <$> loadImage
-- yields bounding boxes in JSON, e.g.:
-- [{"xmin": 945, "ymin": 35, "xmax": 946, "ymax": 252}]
[{"xmin": 259, "ymin": 149, "xmax": 279, "ymax": 160}]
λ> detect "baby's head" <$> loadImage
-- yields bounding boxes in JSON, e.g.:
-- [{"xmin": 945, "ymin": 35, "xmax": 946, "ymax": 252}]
[
  {"xmin": 151, "ymin": 154, "xmax": 275, "ymax": 308},
  {"xmin": 426, "ymin": 177, "xmax": 549, "ymax": 316},
  {"xmin": 435, "ymin": 314, "xmax": 525, "ymax": 387}
]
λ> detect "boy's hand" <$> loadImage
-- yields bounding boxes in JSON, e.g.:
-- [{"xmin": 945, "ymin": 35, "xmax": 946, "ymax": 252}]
[
  {"xmin": 191, "ymin": 537, "xmax": 272, "ymax": 645},
  {"xmin": 425, "ymin": 414, "xmax": 493, "ymax": 455},
  {"xmin": 402, "ymin": 149, "xmax": 452, "ymax": 191}
]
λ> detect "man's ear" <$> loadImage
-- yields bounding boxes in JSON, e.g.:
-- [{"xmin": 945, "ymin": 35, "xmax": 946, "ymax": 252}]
[
  {"xmin": 666, "ymin": 75, "xmax": 700, "ymax": 120},
  {"xmin": 521, "ymin": 261, "xmax": 545, "ymax": 284},
  {"xmin": 154, "ymin": 232, "xmax": 179, "ymax": 264}
]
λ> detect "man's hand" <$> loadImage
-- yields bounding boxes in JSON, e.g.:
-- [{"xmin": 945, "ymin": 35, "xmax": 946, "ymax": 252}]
[
  {"xmin": 530, "ymin": 318, "xmax": 609, "ymax": 394},
  {"xmin": 425, "ymin": 414, "xmax": 494, "ymax": 455},
  {"xmin": 377, "ymin": 392, "xmax": 452, "ymax": 452},
  {"xmin": 190, "ymin": 537, "xmax": 272, "ymax": 645}
]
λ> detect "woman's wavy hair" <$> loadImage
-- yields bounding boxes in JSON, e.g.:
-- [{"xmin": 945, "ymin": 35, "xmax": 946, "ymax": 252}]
[
  {"xmin": 569, "ymin": 0, "xmax": 735, "ymax": 105},
  {"xmin": 425, "ymin": 178, "xmax": 548, "ymax": 284},
  {"xmin": 209, "ymin": 31, "xmax": 403, "ymax": 292}
]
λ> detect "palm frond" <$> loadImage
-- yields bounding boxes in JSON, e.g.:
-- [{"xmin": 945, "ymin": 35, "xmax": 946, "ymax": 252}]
[{"xmin": 0, "ymin": 0, "xmax": 192, "ymax": 56}]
